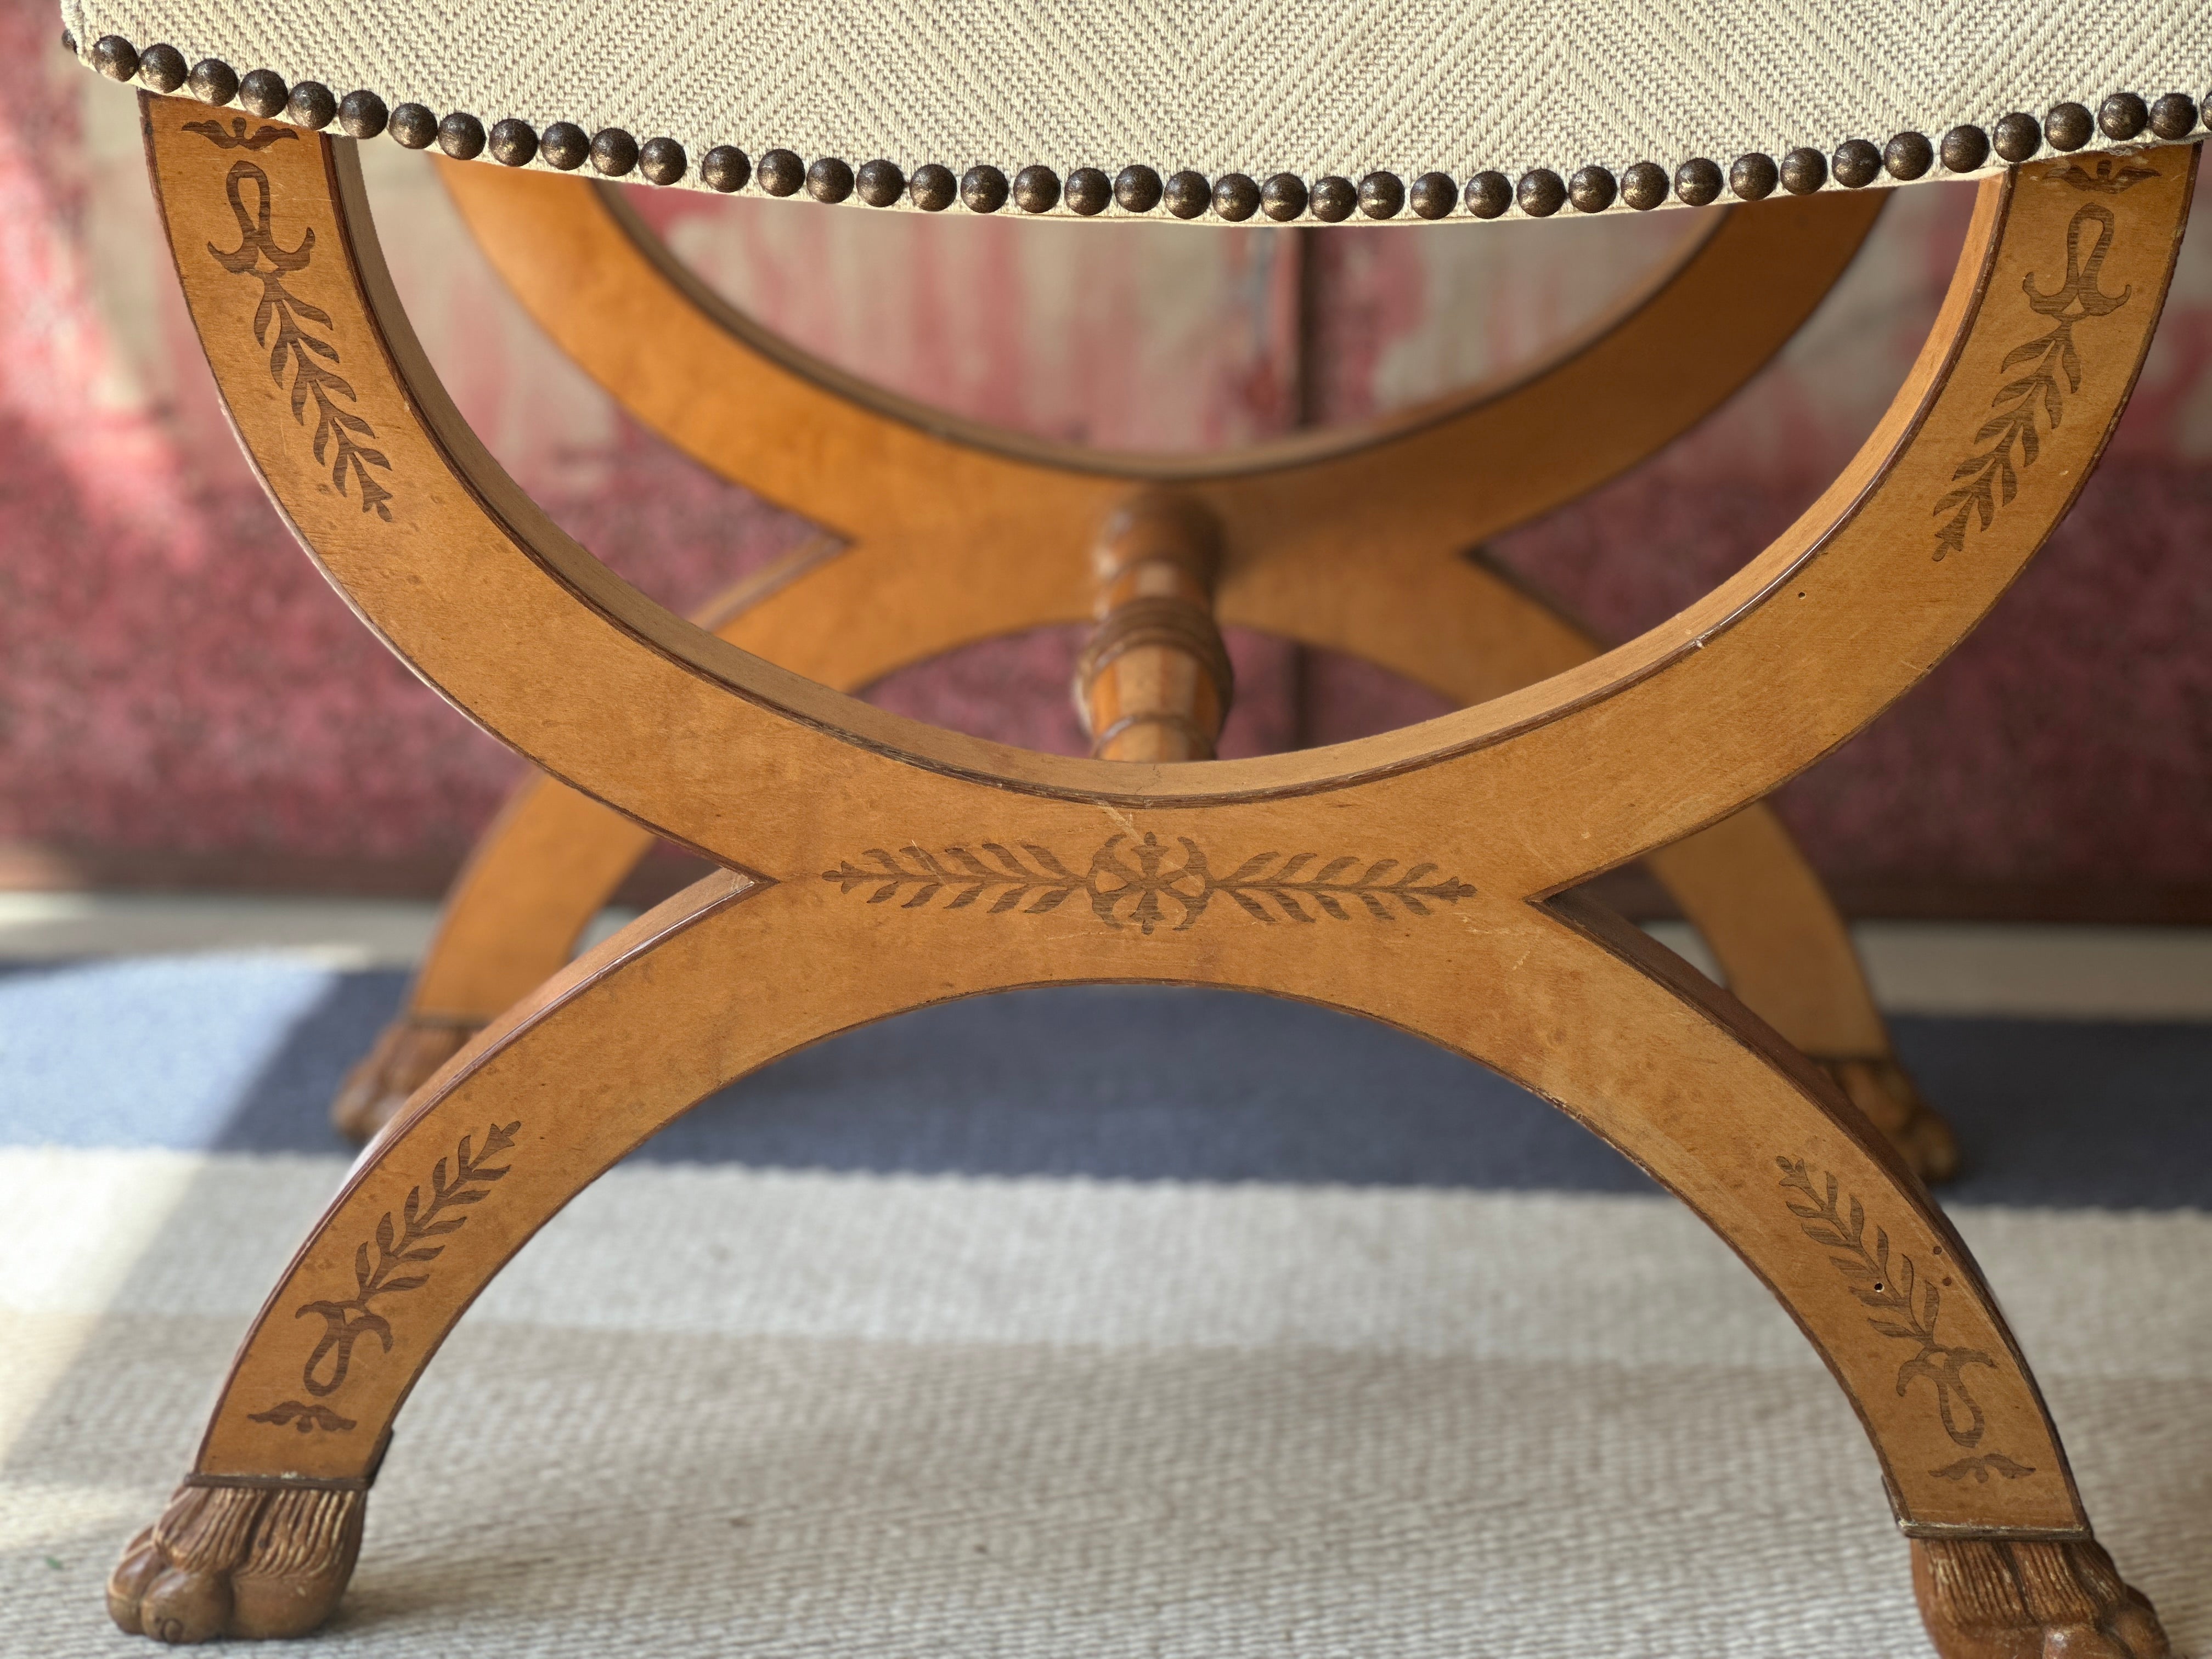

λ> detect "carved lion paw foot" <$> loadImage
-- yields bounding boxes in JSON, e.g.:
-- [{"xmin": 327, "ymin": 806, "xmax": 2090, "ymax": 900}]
[
  {"xmin": 1821, "ymin": 1056, "xmax": 1962, "ymax": 1183},
  {"xmin": 1913, "ymin": 1537, "xmax": 2171, "ymax": 1659},
  {"xmin": 108, "ymin": 1482, "xmax": 364, "ymax": 1643},
  {"xmin": 330, "ymin": 1015, "xmax": 477, "ymax": 1142}
]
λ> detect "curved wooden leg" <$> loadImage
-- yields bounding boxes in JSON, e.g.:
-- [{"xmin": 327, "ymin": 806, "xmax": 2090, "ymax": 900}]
[
  {"xmin": 1643, "ymin": 807, "xmax": 1958, "ymax": 1179},
  {"xmin": 327, "ymin": 764, "xmax": 658, "ymax": 1139},
  {"xmin": 114, "ymin": 870, "xmax": 2168, "ymax": 1651},
  {"xmin": 329, "ymin": 1016, "xmax": 472, "ymax": 1141},
  {"xmin": 1267, "ymin": 547, "xmax": 1959, "ymax": 1178},
  {"xmin": 328, "ymin": 545, "xmax": 836, "ymax": 1138}
]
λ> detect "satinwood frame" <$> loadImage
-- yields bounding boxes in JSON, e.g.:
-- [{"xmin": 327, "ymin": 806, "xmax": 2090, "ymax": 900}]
[{"xmin": 108, "ymin": 95, "xmax": 2192, "ymax": 1657}]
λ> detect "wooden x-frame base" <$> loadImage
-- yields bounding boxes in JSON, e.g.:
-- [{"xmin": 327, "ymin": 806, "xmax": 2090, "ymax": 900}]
[
  {"xmin": 110, "ymin": 93, "xmax": 2193, "ymax": 1654},
  {"xmin": 336, "ymin": 157, "xmax": 1954, "ymax": 1173}
]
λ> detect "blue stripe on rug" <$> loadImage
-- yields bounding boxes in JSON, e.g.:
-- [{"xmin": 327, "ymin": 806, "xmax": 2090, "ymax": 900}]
[{"xmin": 0, "ymin": 956, "xmax": 2206, "ymax": 1209}]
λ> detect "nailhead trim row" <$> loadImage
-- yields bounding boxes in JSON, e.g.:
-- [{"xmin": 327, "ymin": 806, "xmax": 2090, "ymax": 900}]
[{"xmin": 74, "ymin": 36, "xmax": 2208, "ymax": 224}]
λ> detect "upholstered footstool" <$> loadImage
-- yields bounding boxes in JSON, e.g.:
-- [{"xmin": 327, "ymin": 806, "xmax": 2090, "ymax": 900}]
[{"xmin": 64, "ymin": 0, "xmax": 2199, "ymax": 1649}]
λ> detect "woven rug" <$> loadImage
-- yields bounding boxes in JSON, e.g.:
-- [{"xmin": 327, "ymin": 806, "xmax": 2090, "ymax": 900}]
[{"xmin": 2, "ymin": 958, "xmax": 2207, "ymax": 1656}]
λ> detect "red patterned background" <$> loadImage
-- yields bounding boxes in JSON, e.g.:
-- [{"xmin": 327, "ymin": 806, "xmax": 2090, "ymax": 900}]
[{"xmin": 7, "ymin": 10, "xmax": 2210, "ymax": 917}]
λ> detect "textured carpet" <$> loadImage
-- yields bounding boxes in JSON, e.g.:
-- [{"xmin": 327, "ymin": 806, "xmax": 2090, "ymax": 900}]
[{"xmin": 1, "ymin": 956, "xmax": 2207, "ymax": 1656}]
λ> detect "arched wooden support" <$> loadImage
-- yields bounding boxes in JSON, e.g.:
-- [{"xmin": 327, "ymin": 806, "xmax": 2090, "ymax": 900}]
[
  {"xmin": 120, "ymin": 96, "xmax": 2191, "ymax": 1652},
  {"xmin": 340, "ymin": 551, "xmax": 1944, "ymax": 1167},
  {"xmin": 339, "ymin": 167, "xmax": 1944, "ymax": 1170},
  {"xmin": 337, "ymin": 579, "xmax": 1944, "ymax": 1166},
  {"xmin": 438, "ymin": 159, "xmax": 1884, "ymax": 570},
  {"xmin": 123, "ymin": 874, "xmax": 2149, "ymax": 1653}
]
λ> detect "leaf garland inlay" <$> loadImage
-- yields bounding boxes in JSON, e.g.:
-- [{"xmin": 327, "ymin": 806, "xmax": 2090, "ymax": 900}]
[
  {"xmin": 251, "ymin": 1121, "xmax": 518, "ymax": 1432},
  {"xmin": 192, "ymin": 125, "xmax": 394, "ymax": 521},
  {"xmin": 1776, "ymin": 1158, "xmax": 2031, "ymax": 1482},
  {"xmin": 822, "ymin": 831, "xmax": 1475, "ymax": 934},
  {"xmin": 1933, "ymin": 193, "xmax": 2134, "ymax": 560}
]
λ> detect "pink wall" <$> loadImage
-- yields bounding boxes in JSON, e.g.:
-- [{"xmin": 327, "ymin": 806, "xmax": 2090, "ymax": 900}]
[{"xmin": 5, "ymin": 14, "xmax": 2210, "ymax": 914}]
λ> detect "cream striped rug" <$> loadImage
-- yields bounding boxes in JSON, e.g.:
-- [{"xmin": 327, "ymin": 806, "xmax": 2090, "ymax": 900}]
[{"xmin": 2, "ymin": 957, "xmax": 2207, "ymax": 1655}]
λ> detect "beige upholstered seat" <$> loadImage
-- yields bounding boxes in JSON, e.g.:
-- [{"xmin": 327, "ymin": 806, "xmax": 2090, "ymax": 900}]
[{"xmin": 61, "ymin": 0, "xmax": 2212, "ymax": 219}]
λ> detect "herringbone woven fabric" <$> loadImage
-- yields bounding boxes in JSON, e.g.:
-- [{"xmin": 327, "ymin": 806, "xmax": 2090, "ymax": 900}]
[{"xmin": 61, "ymin": 0, "xmax": 2212, "ymax": 208}]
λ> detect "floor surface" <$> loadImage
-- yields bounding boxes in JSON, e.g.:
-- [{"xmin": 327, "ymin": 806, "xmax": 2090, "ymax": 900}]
[{"xmin": 1, "ymin": 902, "xmax": 2205, "ymax": 1656}]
